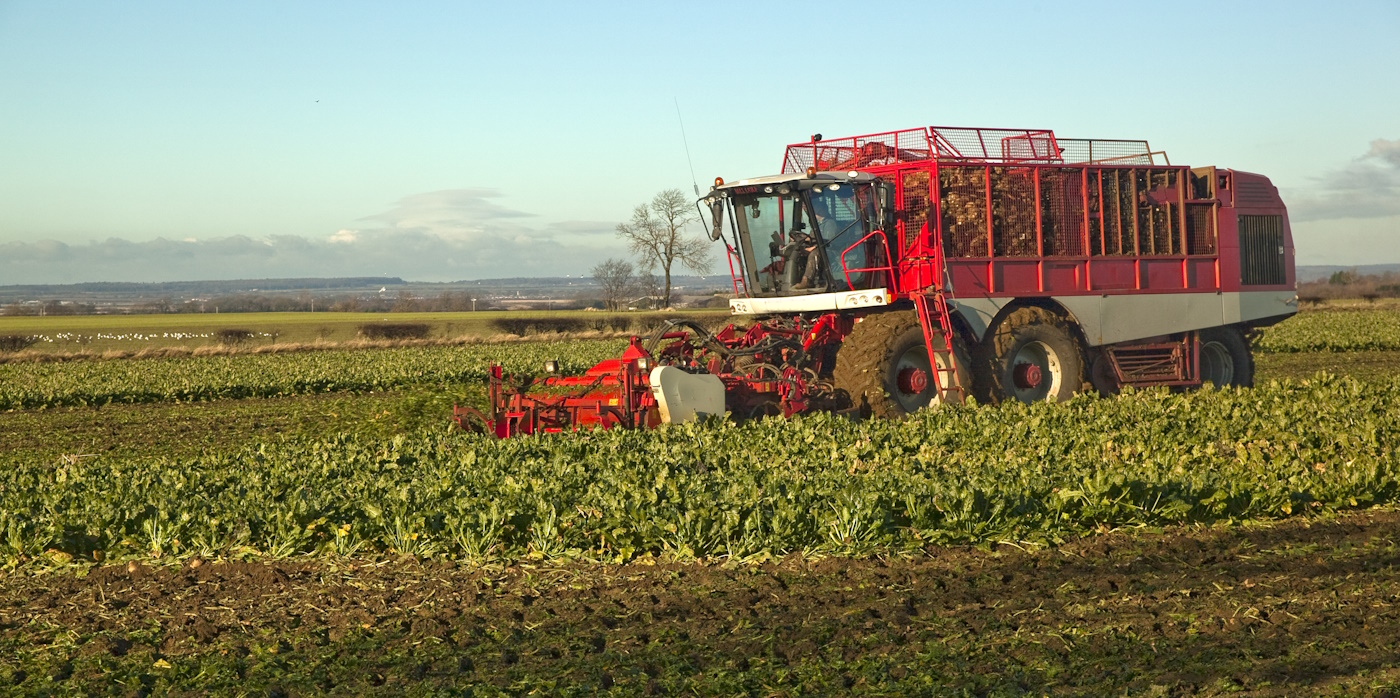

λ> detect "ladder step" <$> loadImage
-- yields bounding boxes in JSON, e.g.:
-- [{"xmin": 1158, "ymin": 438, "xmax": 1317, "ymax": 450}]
[{"xmin": 912, "ymin": 290, "xmax": 964, "ymax": 400}]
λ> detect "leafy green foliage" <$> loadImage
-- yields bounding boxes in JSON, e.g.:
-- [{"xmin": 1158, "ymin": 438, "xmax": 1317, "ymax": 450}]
[
  {"xmin": 0, "ymin": 340, "xmax": 624, "ymax": 410},
  {"xmin": 1255, "ymin": 308, "xmax": 1400, "ymax": 352},
  {"xmin": 4, "ymin": 375, "xmax": 1397, "ymax": 567}
]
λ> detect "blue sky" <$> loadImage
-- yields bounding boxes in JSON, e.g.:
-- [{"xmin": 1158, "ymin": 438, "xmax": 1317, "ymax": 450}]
[{"xmin": 1, "ymin": 1, "xmax": 1397, "ymax": 283}]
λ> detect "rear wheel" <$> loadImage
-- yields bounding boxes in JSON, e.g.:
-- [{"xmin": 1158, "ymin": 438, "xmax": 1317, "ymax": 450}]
[
  {"xmin": 984, "ymin": 307, "xmax": 1084, "ymax": 404},
  {"xmin": 1198, "ymin": 327, "xmax": 1253, "ymax": 388},
  {"xmin": 833, "ymin": 310, "xmax": 971, "ymax": 419}
]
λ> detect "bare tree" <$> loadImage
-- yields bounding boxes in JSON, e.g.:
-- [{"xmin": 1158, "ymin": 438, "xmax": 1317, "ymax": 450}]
[
  {"xmin": 615, "ymin": 188, "xmax": 712, "ymax": 308},
  {"xmin": 392, "ymin": 290, "xmax": 417, "ymax": 312},
  {"xmin": 591, "ymin": 258, "xmax": 634, "ymax": 312},
  {"xmin": 634, "ymin": 271, "xmax": 661, "ymax": 308}
]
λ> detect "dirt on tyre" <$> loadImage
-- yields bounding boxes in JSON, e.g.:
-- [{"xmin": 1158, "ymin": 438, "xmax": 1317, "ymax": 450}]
[
  {"xmin": 1198, "ymin": 326, "xmax": 1254, "ymax": 388},
  {"xmin": 832, "ymin": 309, "xmax": 972, "ymax": 419},
  {"xmin": 984, "ymin": 307, "xmax": 1084, "ymax": 404}
]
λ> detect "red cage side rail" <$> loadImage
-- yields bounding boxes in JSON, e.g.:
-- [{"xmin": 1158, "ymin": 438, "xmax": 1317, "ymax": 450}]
[{"xmin": 782, "ymin": 126, "xmax": 1162, "ymax": 174}]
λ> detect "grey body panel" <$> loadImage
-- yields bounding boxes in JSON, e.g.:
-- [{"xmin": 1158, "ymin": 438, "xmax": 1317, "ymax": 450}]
[
  {"xmin": 949, "ymin": 291, "xmax": 1296, "ymax": 346},
  {"xmin": 1056, "ymin": 291, "xmax": 1296, "ymax": 346},
  {"xmin": 947, "ymin": 298, "xmax": 1011, "ymax": 342},
  {"xmin": 1224, "ymin": 290, "xmax": 1299, "ymax": 326}
]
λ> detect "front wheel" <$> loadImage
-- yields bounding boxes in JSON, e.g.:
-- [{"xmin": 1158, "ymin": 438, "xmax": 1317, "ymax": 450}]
[
  {"xmin": 984, "ymin": 307, "xmax": 1084, "ymax": 404},
  {"xmin": 832, "ymin": 310, "xmax": 972, "ymax": 419}
]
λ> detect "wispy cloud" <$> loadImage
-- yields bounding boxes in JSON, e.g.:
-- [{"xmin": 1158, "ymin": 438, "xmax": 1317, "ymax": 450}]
[
  {"xmin": 359, "ymin": 189, "xmax": 538, "ymax": 239},
  {"xmin": 0, "ymin": 189, "xmax": 624, "ymax": 284},
  {"xmin": 1288, "ymin": 138, "xmax": 1400, "ymax": 222}
]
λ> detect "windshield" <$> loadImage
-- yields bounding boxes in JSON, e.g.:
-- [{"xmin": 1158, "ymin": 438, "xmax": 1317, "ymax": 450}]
[
  {"xmin": 810, "ymin": 183, "xmax": 875, "ymax": 275},
  {"xmin": 730, "ymin": 191, "xmax": 801, "ymax": 294},
  {"xmin": 729, "ymin": 183, "xmax": 881, "ymax": 296}
]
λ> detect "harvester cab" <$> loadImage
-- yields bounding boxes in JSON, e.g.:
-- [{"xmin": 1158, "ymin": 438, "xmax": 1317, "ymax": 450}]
[{"xmin": 703, "ymin": 172, "xmax": 895, "ymax": 300}]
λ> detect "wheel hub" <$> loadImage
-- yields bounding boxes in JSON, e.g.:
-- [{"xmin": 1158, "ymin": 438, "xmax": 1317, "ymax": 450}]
[
  {"xmin": 897, "ymin": 366, "xmax": 928, "ymax": 395},
  {"xmin": 1201, "ymin": 340, "xmax": 1235, "ymax": 387},
  {"xmin": 1013, "ymin": 362, "xmax": 1043, "ymax": 389}
]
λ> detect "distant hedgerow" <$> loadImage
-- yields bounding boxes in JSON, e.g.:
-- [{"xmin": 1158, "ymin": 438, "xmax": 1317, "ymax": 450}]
[
  {"xmin": 0, "ymin": 335, "xmax": 38, "ymax": 353},
  {"xmin": 215, "ymin": 329, "xmax": 256, "ymax": 346},
  {"xmin": 358, "ymin": 323, "xmax": 431, "ymax": 340}
]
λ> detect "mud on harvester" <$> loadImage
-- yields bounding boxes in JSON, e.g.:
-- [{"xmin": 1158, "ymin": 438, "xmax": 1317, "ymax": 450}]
[{"xmin": 454, "ymin": 125, "xmax": 1297, "ymax": 438}]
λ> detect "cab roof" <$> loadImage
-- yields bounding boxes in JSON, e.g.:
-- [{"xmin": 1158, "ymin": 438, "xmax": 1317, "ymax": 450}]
[{"xmin": 710, "ymin": 170, "xmax": 878, "ymax": 196}]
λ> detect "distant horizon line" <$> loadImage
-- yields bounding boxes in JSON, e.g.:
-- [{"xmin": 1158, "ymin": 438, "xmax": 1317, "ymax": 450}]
[
  {"xmin": 2, "ymin": 265, "xmax": 1395, "ymax": 291},
  {"xmin": 0, "ymin": 273, "xmax": 728, "ymax": 291}
]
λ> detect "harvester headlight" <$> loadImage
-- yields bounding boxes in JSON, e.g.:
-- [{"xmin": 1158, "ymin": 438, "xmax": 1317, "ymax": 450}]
[
  {"xmin": 636, "ymin": 357, "xmax": 652, "ymax": 372},
  {"xmin": 544, "ymin": 360, "xmax": 560, "ymax": 374},
  {"xmin": 763, "ymin": 186, "xmax": 773, "ymax": 193}
]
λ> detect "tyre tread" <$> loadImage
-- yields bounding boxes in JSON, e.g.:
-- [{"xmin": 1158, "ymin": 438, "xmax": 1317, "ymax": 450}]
[
  {"xmin": 983, "ymin": 306, "xmax": 1084, "ymax": 403},
  {"xmin": 833, "ymin": 310, "xmax": 967, "ymax": 418}
]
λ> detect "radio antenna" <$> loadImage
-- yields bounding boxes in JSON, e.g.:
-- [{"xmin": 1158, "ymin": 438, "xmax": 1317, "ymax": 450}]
[{"xmin": 674, "ymin": 97, "xmax": 700, "ymax": 197}]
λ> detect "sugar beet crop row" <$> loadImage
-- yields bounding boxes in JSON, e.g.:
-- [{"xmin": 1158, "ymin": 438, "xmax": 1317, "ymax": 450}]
[
  {"xmin": 1252, "ymin": 308, "xmax": 1400, "ymax": 353},
  {"xmin": 4, "ymin": 375, "xmax": 1397, "ymax": 567},
  {"xmin": 0, "ymin": 340, "xmax": 626, "ymax": 410},
  {"xmin": 0, "ymin": 309, "xmax": 1394, "ymax": 412}
]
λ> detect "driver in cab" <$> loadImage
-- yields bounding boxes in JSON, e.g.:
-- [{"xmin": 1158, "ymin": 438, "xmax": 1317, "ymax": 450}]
[{"xmin": 792, "ymin": 195, "xmax": 849, "ymax": 290}]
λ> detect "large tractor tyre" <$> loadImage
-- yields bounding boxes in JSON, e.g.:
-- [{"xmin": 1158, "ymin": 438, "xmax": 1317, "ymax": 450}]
[
  {"xmin": 832, "ymin": 310, "xmax": 972, "ymax": 419},
  {"xmin": 1198, "ymin": 326, "xmax": 1254, "ymax": 388},
  {"xmin": 984, "ymin": 307, "xmax": 1085, "ymax": 404}
]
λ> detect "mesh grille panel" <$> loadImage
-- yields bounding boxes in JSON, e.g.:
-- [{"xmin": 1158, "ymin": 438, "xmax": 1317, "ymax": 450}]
[
  {"xmin": 1139, "ymin": 170, "xmax": 1179, "ymax": 255},
  {"xmin": 1056, "ymin": 139, "xmax": 1161, "ymax": 165},
  {"xmin": 782, "ymin": 128, "xmax": 1168, "ymax": 172},
  {"xmin": 991, "ymin": 167, "xmax": 1038, "ymax": 257},
  {"xmin": 1135, "ymin": 170, "xmax": 1155, "ymax": 255},
  {"xmin": 939, "ymin": 166, "xmax": 988, "ymax": 257},
  {"xmin": 1186, "ymin": 204, "xmax": 1216, "ymax": 255},
  {"xmin": 931, "ymin": 128, "xmax": 1058, "ymax": 162},
  {"xmin": 783, "ymin": 129, "xmax": 934, "ymax": 173},
  {"xmin": 900, "ymin": 170, "xmax": 930, "ymax": 252},
  {"xmin": 1087, "ymin": 171, "xmax": 1103, "ymax": 255},
  {"xmin": 1101, "ymin": 170, "xmax": 1136, "ymax": 254},
  {"xmin": 1040, "ymin": 168, "xmax": 1085, "ymax": 256},
  {"xmin": 1239, "ymin": 215, "xmax": 1285, "ymax": 285}
]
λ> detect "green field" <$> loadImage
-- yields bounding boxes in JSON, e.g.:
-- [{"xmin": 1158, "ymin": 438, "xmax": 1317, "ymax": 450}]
[
  {"xmin": 0, "ymin": 339, "xmax": 624, "ymax": 410},
  {"xmin": 4, "ymin": 374, "xmax": 1399, "ymax": 569},
  {"xmin": 1253, "ymin": 307, "xmax": 1400, "ymax": 352},
  {"xmin": 3, "ymin": 304, "xmax": 1398, "ymax": 359},
  {"xmin": 2, "ymin": 307, "xmax": 1400, "ymax": 695},
  {"xmin": 0, "ymin": 308, "xmax": 727, "ymax": 354}
]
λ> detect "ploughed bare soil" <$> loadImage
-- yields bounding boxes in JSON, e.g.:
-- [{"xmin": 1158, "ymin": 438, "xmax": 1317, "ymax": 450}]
[{"xmin": 2, "ymin": 510, "xmax": 1399, "ymax": 696}]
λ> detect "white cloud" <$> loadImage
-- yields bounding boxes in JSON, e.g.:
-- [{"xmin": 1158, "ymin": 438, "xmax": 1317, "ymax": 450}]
[
  {"xmin": 1368, "ymin": 138, "xmax": 1400, "ymax": 168},
  {"xmin": 0, "ymin": 188, "xmax": 634, "ymax": 284},
  {"xmin": 1287, "ymin": 138, "xmax": 1400, "ymax": 222},
  {"xmin": 360, "ymin": 189, "xmax": 537, "ymax": 241}
]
